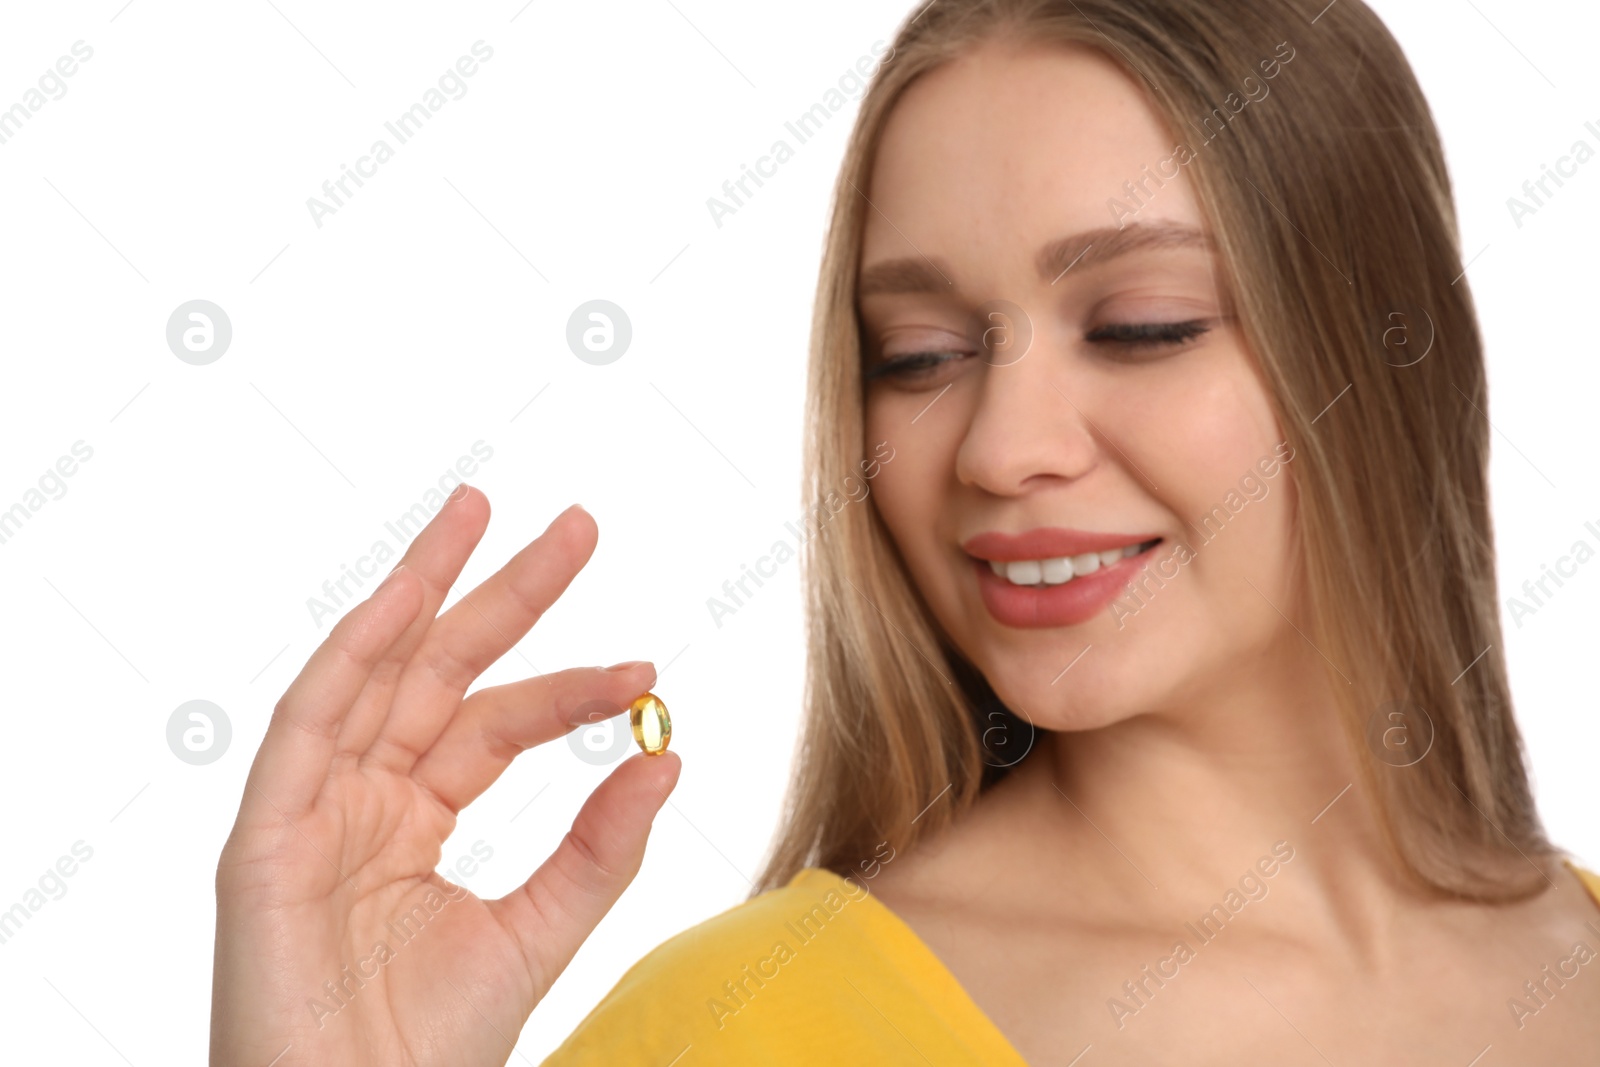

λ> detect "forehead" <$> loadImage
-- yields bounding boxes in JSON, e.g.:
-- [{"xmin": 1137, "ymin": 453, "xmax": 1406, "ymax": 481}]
[{"xmin": 863, "ymin": 39, "xmax": 1206, "ymax": 260}]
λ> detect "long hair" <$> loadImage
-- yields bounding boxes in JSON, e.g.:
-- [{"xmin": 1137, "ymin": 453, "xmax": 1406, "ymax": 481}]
[{"xmin": 753, "ymin": 0, "xmax": 1556, "ymax": 902}]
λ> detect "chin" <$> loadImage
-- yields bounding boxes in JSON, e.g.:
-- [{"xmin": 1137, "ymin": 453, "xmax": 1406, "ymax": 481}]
[{"xmin": 968, "ymin": 640, "xmax": 1171, "ymax": 735}]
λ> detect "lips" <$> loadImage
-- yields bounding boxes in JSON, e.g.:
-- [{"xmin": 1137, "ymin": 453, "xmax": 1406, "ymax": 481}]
[
  {"xmin": 961, "ymin": 527, "xmax": 1163, "ymax": 561},
  {"xmin": 962, "ymin": 527, "xmax": 1165, "ymax": 629}
]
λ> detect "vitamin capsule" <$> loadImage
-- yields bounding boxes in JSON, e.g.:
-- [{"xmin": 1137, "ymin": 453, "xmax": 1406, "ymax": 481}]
[{"xmin": 629, "ymin": 692, "xmax": 672, "ymax": 756}]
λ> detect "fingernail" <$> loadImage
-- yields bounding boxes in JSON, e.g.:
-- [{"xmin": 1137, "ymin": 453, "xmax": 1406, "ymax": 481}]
[
  {"xmin": 604, "ymin": 660, "xmax": 649, "ymax": 672},
  {"xmin": 380, "ymin": 563, "xmax": 407, "ymax": 587},
  {"xmin": 449, "ymin": 483, "xmax": 472, "ymax": 503},
  {"xmin": 548, "ymin": 503, "xmax": 584, "ymax": 533}
]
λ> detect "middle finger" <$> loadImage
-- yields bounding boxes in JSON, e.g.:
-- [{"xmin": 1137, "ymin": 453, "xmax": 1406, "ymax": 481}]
[{"xmin": 362, "ymin": 500, "xmax": 599, "ymax": 774}]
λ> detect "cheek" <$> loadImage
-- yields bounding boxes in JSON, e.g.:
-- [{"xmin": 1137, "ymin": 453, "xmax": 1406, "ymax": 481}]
[
  {"xmin": 1127, "ymin": 352, "xmax": 1299, "ymax": 631},
  {"xmin": 863, "ymin": 396, "xmax": 962, "ymax": 565},
  {"xmin": 1116, "ymin": 350, "xmax": 1284, "ymax": 516}
]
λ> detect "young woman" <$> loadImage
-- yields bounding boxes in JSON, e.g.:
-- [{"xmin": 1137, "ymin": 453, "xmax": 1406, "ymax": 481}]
[{"xmin": 211, "ymin": 1, "xmax": 1600, "ymax": 1063}]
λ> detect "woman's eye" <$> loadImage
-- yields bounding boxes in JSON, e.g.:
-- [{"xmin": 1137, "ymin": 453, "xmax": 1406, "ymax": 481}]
[
  {"xmin": 865, "ymin": 320, "xmax": 1210, "ymax": 383},
  {"xmin": 863, "ymin": 349, "xmax": 971, "ymax": 385},
  {"xmin": 1084, "ymin": 319, "xmax": 1211, "ymax": 353}
]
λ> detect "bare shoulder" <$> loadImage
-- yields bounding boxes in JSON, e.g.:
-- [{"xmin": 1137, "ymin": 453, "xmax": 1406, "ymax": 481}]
[
  {"xmin": 862, "ymin": 766, "xmax": 1089, "ymax": 999},
  {"xmin": 1452, "ymin": 857, "xmax": 1600, "ymax": 1055},
  {"xmin": 869, "ymin": 769, "xmax": 1048, "ymax": 914}
]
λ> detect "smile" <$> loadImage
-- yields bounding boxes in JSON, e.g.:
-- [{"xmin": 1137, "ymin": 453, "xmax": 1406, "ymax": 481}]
[
  {"xmin": 985, "ymin": 539, "xmax": 1162, "ymax": 587},
  {"xmin": 961, "ymin": 530, "xmax": 1167, "ymax": 629}
]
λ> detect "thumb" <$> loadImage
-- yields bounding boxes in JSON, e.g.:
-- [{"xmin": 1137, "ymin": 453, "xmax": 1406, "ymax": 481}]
[{"xmin": 489, "ymin": 750, "xmax": 682, "ymax": 995}]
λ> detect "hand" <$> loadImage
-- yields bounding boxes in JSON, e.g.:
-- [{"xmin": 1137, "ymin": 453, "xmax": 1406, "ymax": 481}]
[{"xmin": 210, "ymin": 487, "xmax": 681, "ymax": 1066}]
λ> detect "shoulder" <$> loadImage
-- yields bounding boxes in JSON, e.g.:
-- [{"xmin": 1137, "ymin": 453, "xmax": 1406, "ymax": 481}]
[
  {"xmin": 539, "ymin": 868, "xmax": 890, "ymax": 1065},
  {"xmin": 1568, "ymin": 859, "xmax": 1600, "ymax": 915}
]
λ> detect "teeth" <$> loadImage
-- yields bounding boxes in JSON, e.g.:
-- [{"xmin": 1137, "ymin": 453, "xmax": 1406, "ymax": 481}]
[
  {"xmin": 1006, "ymin": 559, "xmax": 1043, "ymax": 585},
  {"xmin": 987, "ymin": 540, "xmax": 1157, "ymax": 587},
  {"xmin": 1041, "ymin": 557, "xmax": 1073, "ymax": 584}
]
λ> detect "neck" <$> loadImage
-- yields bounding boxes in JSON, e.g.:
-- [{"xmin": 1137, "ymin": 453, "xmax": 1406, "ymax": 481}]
[{"xmin": 1000, "ymin": 634, "xmax": 1422, "ymax": 963}]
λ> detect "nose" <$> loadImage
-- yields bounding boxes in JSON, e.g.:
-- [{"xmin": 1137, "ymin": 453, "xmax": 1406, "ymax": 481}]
[{"xmin": 953, "ymin": 327, "xmax": 1101, "ymax": 496}]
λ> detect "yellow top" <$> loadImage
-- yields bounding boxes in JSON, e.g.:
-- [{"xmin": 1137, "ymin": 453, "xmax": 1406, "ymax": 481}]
[{"xmin": 540, "ymin": 861, "xmax": 1600, "ymax": 1065}]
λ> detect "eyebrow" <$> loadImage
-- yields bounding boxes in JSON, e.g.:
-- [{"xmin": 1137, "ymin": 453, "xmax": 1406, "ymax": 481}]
[{"xmin": 856, "ymin": 221, "xmax": 1213, "ymax": 297}]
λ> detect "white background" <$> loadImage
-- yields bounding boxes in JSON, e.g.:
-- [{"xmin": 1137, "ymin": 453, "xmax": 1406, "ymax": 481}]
[{"xmin": 0, "ymin": 0, "xmax": 1594, "ymax": 1062}]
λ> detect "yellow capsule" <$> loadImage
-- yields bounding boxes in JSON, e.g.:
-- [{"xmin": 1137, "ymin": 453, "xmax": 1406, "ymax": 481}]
[{"xmin": 629, "ymin": 692, "xmax": 672, "ymax": 756}]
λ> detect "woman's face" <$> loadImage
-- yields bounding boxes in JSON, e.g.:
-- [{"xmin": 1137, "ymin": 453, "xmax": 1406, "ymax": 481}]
[{"xmin": 861, "ymin": 39, "xmax": 1299, "ymax": 734}]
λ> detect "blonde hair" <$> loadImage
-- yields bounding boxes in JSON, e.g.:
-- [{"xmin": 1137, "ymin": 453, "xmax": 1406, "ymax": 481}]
[{"xmin": 754, "ymin": 0, "xmax": 1556, "ymax": 902}]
